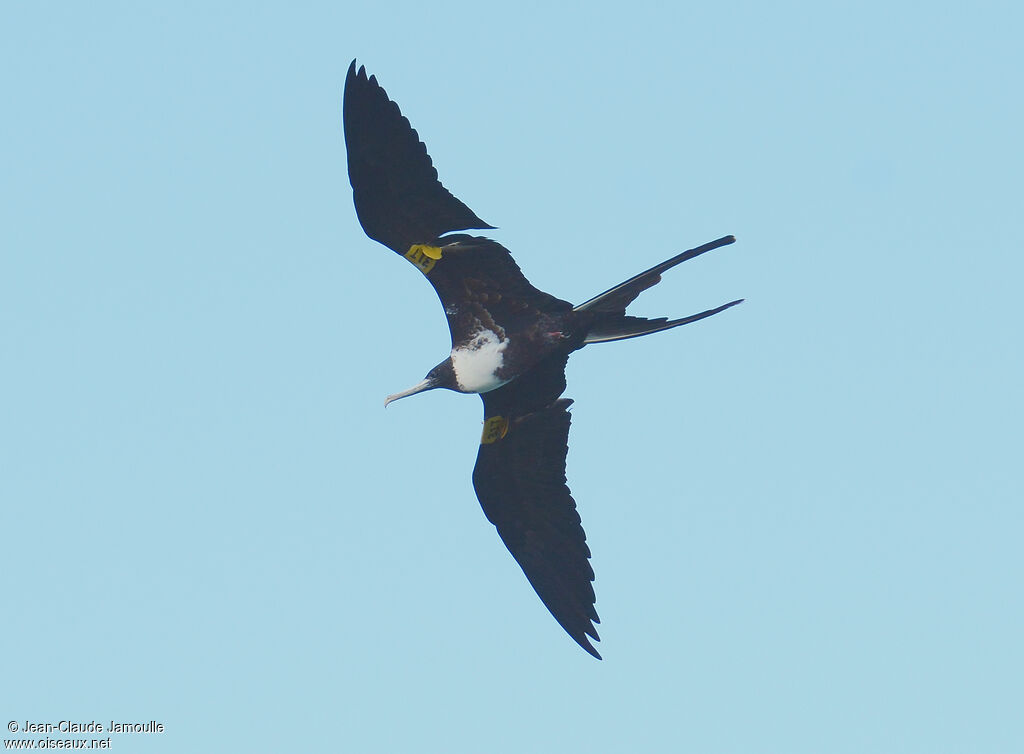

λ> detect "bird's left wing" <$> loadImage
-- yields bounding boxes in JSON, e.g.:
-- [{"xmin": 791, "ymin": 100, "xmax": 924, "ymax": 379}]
[
  {"xmin": 473, "ymin": 355, "xmax": 602, "ymax": 659},
  {"xmin": 343, "ymin": 61, "xmax": 573, "ymax": 330},
  {"xmin": 343, "ymin": 60, "xmax": 493, "ymax": 254}
]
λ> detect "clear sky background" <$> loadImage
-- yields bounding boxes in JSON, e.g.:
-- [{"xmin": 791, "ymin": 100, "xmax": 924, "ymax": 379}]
[{"xmin": 2, "ymin": 2, "xmax": 1022, "ymax": 752}]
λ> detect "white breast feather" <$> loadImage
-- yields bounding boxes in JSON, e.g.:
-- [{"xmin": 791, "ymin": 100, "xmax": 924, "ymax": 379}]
[{"xmin": 451, "ymin": 330, "xmax": 510, "ymax": 393}]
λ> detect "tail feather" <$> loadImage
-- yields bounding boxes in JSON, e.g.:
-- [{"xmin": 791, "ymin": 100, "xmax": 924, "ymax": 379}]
[
  {"xmin": 583, "ymin": 300, "xmax": 744, "ymax": 344},
  {"xmin": 573, "ymin": 235, "xmax": 736, "ymax": 314},
  {"xmin": 575, "ymin": 234, "xmax": 741, "ymax": 344}
]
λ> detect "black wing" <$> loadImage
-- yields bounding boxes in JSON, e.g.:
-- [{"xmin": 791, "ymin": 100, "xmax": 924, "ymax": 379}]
[
  {"xmin": 427, "ymin": 235, "xmax": 573, "ymax": 340},
  {"xmin": 343, "ymin": 61, "xmax": 572, "ymax": 332},
  {"xmin": 473, "ymin": 355, "xmax": 601, "ymax": 659},
  {"xmin": 343, "ymin": 60, "xmax": 493, "ymax": 253}
]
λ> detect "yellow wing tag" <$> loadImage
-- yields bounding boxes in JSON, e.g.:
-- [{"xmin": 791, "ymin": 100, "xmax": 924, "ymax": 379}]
[
  {"xmin": 404, "ymin": 244, "xmax": 443, "ymax": 274},
  {"xmin": 480, "ymin": 416, "xmax": 510, "ymax": 444}
]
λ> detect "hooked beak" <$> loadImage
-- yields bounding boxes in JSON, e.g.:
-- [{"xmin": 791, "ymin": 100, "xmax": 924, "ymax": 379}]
[{"xmin": 384, "ymin": 378, "xmax": 437, "ymax": 407}]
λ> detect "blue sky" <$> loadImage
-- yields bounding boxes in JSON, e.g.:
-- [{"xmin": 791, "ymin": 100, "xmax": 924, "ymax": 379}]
[{"xmin": 2, "ymin": 2, "xmax": 1022, "ymax": 752}]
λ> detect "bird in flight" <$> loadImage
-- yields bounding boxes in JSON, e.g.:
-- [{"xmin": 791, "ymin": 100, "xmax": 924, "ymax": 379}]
[{"xmin": 343, "ymin": 60, "xmax": 741, "ymax": 659}]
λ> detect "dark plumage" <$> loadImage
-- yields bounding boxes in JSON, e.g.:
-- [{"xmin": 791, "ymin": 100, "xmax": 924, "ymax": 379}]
[{"xmin": 343, "ymin": 60, "xmax": 741, "ymax": 659}]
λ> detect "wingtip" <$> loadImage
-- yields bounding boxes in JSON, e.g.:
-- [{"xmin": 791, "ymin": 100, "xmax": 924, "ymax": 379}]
[
  {"xmin": 573, "ymin": 619, "xmax": 602, "ymax": 659},
  {"xmin": 344, "ymin": 60, "xmax": 365, "ymax": 100},
  {"xmin": 581, "ymin": 640, "xmax": 603, "ymax": 660},
  {"xmin": 346, "ymin": 58, "xmax": 360, "ymax": 82}
]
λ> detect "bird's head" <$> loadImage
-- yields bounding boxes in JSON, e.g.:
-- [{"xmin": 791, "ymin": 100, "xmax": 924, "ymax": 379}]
[{"xmin": 384, "ymin": 358, "xmax": 457, "ymax": 407}]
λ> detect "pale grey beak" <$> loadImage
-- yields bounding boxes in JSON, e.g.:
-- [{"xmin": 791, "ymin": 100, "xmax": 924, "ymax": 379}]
[{"xmin": 384, "ymin": 378, "xmax": 436, "ymax": 407}]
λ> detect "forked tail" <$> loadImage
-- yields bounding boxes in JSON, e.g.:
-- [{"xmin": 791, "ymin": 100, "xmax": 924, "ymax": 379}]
[{"xmin": 576, "ymin": 235, "xmax": 742, "ymax": 344}]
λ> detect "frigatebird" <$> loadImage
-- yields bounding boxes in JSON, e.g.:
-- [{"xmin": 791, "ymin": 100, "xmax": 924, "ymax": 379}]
[{"xmin": 343, "ymin": 60, "xmax": 741, "ymax": 659}]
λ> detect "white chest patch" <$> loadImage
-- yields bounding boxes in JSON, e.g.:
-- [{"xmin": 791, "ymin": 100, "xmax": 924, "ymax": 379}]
[{"xmin": 451, "ymin": 329, "xmax": 510, "ymax": 394}]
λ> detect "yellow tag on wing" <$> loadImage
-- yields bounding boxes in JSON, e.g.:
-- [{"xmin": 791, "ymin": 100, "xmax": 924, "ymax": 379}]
[
  {"xmin": 404, "ymin": 244, "xmax": 443, "ymax": 274},
  {"xmin": 480, "ymin": 416, "xmax": 510, "ymax": 444}
]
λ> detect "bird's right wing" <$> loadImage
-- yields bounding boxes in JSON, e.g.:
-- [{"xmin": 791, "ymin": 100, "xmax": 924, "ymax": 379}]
[{"xmin": 472, "ymin": 355, "xmax": 602, "ymax": 659}]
